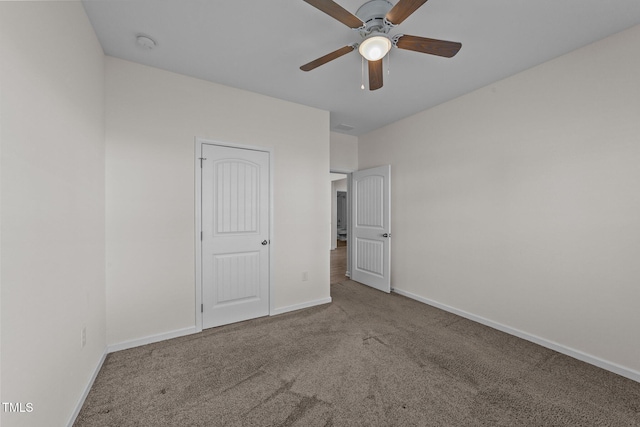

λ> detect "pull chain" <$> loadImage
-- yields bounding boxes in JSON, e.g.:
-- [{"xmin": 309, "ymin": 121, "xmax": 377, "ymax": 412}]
[
  {"xmin": 387, "ymin": 50, "xmax": 391, "ymax": 76},
  {"xmin": 361, "ymin": 56, "xmax": 365, "ymax": 90}
]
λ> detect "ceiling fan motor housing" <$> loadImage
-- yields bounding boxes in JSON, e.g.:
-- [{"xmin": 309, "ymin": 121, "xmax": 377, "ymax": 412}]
[{"xmin": 355, "ymin": 0, "xmax": 394, "ymax": 36}]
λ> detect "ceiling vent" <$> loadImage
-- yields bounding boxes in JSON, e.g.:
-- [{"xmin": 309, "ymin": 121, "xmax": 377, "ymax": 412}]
[{"xmin": 333, "ymin": 123, "xmax": 355, "ymax": 131}]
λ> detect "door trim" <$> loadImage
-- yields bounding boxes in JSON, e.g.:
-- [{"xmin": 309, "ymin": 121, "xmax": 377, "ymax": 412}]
[{"xmin": 195, "ymin": 138, "xmax": 274, "ymax": 332}]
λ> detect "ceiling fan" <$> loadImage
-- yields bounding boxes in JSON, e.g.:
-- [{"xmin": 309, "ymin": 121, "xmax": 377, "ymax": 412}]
[{"xmin": 300, "ymin": 0, "xmax": 462, "ymax": 90}]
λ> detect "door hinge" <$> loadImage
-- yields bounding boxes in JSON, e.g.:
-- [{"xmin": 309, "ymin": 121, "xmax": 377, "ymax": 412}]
[
  {"xmin": 201, "ymin": 304, "xmax": 203, "ymax": 313},
  {"xmin": 201, "ymin": 231, "xmax": 203, "ymax": 241},
  {"xmin": 199, "ymin": 157, "xmax": 207, "ymax": 168}
]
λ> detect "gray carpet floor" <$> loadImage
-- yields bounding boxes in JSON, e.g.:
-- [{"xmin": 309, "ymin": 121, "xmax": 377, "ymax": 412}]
[{"xmin": 74, "ymin": 281, "xmax": 640, "ymax": 426}]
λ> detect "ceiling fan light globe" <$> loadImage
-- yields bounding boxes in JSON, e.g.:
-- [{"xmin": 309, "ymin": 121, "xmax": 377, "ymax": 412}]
[
  {"xmin": 370, "ymin": 47, "xmax": 383, "ymax": 60},
  {"xmin": 359, "ymin": 35, "xmax": 391, "ymax": 61}
]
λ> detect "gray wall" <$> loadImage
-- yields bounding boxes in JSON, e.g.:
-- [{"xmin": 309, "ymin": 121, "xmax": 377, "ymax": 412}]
[
  {"xmin": 359, "ymin": 24, "xmax": 640, "ymax": 379},
  {"xmin": 1, "ymin": 3, "xmax": 106, "ymax": 426}
]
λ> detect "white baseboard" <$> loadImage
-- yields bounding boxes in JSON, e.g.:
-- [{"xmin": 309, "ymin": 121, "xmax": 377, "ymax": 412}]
[
  {"xmin": 107, "ymin": 326, "xmax": 197, "ymax": 353},
  {"xmin": 271, "ymin": 297, "xmax": 332, "ymax": 316},
  {"xmin": 392, "ymin": 287, "xmax": 640, "ymax": 384},
  {"xmin": 66, "ymin": 349, "xmax": 107, "ymax": 427}
]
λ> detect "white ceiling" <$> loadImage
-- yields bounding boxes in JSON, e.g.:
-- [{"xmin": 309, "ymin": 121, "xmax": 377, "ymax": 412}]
[{"xmin": 83, "ymin": 0, "xmax": 640, "ymax": 136}]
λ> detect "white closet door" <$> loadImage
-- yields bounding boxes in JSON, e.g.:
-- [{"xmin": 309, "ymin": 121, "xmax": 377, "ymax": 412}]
[{"xmin": 201, "ymin": 144, "xmax": 270, "ymax": 328}]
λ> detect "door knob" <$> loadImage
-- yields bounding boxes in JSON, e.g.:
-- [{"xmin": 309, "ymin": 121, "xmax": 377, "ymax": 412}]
[{"xmin": 261, "ymin": 240, "xmax": 268, "ymax": 245}]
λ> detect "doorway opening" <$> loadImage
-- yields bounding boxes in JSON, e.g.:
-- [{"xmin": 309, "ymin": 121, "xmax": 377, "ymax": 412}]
[
  {"xmin": 329, "ymin": 165, "xmax": 391, "ymax": 291},
  {"xmin": 331, "ymin": 172, "xmax": 350, "ymax": 284}
]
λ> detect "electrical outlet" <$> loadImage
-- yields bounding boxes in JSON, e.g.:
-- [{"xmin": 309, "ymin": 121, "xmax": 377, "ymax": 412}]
[
  {"xmin": 302, "ymin": 272, "xmax": 308, "ymax": 281},
  {"xmin": 81, "ymin": 326, "xmax": 86, "ymax": 348}
]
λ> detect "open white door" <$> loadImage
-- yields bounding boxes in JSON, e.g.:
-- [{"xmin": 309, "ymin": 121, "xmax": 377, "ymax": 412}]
[{"xmin": 351, "ymin": 165, "xmax": 391, "ymax": 293}]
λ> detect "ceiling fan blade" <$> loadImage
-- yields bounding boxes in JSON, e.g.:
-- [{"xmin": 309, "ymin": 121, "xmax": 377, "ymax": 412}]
[
  {"xmin": 303, "ymin": 0, "xmax": 364, "ymax": 29},
  {"xmin": 385, "ymin": 0, "xmax": 429, "ymax": 26},
  {"xmin": 396, "ymin": 34, "xmax": 462, "ymax": 58},
  {"xmin": 368, "ymin": 59, "xmax": 383, "ymax": 91},
  {"xmin": 300, "ymin": 45, "xmax": 355, "ymax": 72}
]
